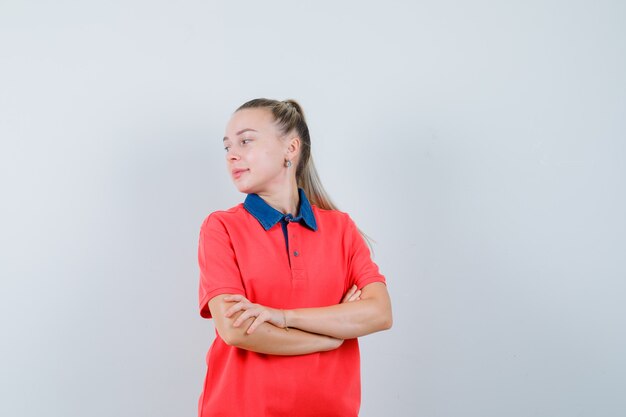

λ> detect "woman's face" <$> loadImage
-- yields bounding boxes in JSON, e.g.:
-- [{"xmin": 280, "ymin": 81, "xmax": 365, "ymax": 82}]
[{"xmin": 223, "ymin": 108, "xmax": 290, "ymax": 195}]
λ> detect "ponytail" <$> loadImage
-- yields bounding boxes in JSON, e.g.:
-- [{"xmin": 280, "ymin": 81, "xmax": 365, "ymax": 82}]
[{"xmin": 235, "ymin": 98, "xmax": 376, "ymax": 253}]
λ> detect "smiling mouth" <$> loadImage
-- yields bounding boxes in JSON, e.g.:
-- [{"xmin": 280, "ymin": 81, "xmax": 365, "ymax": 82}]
[{"xmin": 233, "ymin": 169, "xmax": 249, "ymax": 179}]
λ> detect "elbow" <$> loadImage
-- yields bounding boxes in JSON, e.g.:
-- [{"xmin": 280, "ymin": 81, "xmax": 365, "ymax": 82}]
[
  {"xmin": 212, "ymin": 307, "xmax": 250, "ymax": 348},
  {"xmin": 364, "ymin": 313, "xmax": 392, "ymax": 336},
  {"xmin": 216, "ymin": 325, "xmax": 245, "ymax": 347},
  {"xmin": 365, "ymin": 311, "xmax": 392, "ymax": 334},
  {"xmin": 378, "ymin": 308, "xmax": 393, "ymax": 331},
  {"xmin": 380, "ymin": 313, "xmax": 393, "ymax": 331},
  {"xmin": 221, "ymin": 332, "xmax": 238, "ymax": 347},
  {"xmin": 364, "ymin": 302, "xmax": 393, "ymax": 334}
]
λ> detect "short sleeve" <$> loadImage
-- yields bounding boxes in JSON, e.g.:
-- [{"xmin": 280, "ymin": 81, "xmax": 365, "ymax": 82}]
[
  {"xmin": 197, "ymin": 213, "xmax": 246, "ymax": 319},
  {"xmin": 345, "ymin": 214, "xmax": 387, "ymax": 289}
]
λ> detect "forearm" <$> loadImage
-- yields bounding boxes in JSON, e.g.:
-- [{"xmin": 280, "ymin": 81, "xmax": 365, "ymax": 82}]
[
  {"xmin": 209, "ymin": 296, "xmax": 342, "ymax": 355},
  {"xmin": 284, "ymin": 282, "xmax": 393, "ymax": 339},
  {"xmin": 284, "ymin": 301, "xmax": 387, "ymax": 339},
  {"xmin": 224, "ymin": 310, "xmax": 342, "ymax": 355}
]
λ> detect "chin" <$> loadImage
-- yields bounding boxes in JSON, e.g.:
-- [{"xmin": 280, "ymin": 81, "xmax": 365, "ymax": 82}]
[{"xmin": 234, "ymin": 182, "xmax": 255, "ymax": 195}]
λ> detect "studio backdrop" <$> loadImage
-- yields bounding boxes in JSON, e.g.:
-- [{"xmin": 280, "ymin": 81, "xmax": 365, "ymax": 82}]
[{"xmin": 1, "ymin": 1, "xmax": 625, "ymax": 416}]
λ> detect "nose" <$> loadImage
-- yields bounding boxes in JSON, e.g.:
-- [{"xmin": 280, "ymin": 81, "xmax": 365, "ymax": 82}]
[{"xmin": 226, "ymin": 148, "xmax": 240, "ymax": 161}]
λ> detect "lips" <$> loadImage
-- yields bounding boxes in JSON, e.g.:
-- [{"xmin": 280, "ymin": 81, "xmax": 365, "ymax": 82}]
[{"xmin": 232, "ymin": 168, "xmax": 249, "ymax": 179}]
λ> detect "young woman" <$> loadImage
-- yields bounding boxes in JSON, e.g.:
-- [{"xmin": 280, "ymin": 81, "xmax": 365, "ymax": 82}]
[{"xmin": 197, "ymin": 98, "xmax": 392, "ymax": 417}]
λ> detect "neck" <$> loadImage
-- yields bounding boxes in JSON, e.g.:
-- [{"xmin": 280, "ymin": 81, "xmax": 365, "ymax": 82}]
[{"xmin": 257, "ymin": 184, "xmax": 300, "ymax": 216}]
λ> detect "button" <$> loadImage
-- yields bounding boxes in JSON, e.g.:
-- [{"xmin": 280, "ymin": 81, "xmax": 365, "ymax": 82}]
[{"xmin": 293, "ymin": 251, "xmax": 299, "ymax": 257}]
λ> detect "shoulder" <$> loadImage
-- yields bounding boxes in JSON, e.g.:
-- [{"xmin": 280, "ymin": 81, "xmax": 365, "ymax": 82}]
[
  {"xmin": 311, "ymin": 205, "xmax": 357, "ymax": 231},
  {"xmin": 200, "ymin": 203, "xmax": 247, "ymax": 231}
]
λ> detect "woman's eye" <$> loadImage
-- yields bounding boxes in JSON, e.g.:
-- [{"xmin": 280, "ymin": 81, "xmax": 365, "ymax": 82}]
[
  {"xmin": 241, "ymin": 138, "xmax": 251, "ymax": 144},
  {"xmin": 224, "ymin": 146, "xmax": 230, "ymax": 152}
]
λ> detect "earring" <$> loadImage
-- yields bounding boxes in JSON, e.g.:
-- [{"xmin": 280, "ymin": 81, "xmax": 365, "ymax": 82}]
[{"xmin": 285, "ymin": 160, "xmax": 292, "ymax": 168}]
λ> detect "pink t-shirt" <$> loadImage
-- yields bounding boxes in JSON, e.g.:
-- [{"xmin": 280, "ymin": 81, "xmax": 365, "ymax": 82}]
[{"xmin": 197, "ymin": 196, "xmax": 386, "ymax": 417}]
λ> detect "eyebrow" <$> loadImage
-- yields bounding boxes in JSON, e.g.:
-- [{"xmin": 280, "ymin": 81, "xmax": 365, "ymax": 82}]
[{"xmin": 223, "ymin": 128, "xmax": 258, "ymax": 142}]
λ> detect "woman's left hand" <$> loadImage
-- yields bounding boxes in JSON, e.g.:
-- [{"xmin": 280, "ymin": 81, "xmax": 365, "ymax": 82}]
[
  {"xmin": 341, "ymin": 285, "xmax": 362, "ymax": 303},
  {"xmin": 223, "ymin": 295, "xmax": 285, "ymax": 334}
]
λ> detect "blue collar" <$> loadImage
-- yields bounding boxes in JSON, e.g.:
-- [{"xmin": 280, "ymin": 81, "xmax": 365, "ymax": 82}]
[{"xmin": 243, "ymin": 187, "xmax": 318, "ymax": 232}]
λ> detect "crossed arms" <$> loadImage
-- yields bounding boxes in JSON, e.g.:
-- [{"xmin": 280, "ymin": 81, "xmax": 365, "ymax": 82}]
[{"xmin": 208, "ymin": 282, "xmax": 392, "ymax": 356}]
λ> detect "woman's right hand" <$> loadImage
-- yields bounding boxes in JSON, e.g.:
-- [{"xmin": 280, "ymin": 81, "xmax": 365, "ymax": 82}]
[
  {"xmin": 223, "ymin": 294, "xmax": 285, "ymax": 334},
  {"xmin": 341, "ymin": 285, "xmax": 361, "ymax": 303}
]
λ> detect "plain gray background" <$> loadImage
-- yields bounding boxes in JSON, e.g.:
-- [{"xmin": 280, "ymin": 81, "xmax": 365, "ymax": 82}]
[{"xmin": 1, "ymin": 1, "xmax": 625, "ymax": 416}]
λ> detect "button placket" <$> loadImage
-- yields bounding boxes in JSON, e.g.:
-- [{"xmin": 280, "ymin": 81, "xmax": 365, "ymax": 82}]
[{"xmin": 289, "ymin": 223, "xmax": 305, "ymax": 281}]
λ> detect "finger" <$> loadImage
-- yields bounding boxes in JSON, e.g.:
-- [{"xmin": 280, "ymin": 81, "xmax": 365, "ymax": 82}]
[
  {"xmin": 342, "ymin": 285, "xmax": 357, "ymax": 302},
  {"xmin": 246, "ymin": 311, "xmax": 270, "ymax": 334},
  {"xmin": 225, "ymin": 301, "xmax": 248, "ymax": 318},
  {"xmin": 233, "ymin": 308, "xmax": 258, "ymax": 327},
  {"xmin": 346, "ymin": 289, "xmax": 361, "ymax": 302}
]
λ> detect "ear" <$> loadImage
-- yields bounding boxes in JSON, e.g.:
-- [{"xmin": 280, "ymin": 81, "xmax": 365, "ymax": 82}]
[{"xmin": 285, "ymin": 136, "xmax": 301, "ymax": 160}]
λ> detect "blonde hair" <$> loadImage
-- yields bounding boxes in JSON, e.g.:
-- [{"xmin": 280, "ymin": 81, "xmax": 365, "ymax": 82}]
[{"xmin": 235, "ymin": 98, "xmax": 375, "ymax": 253}]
